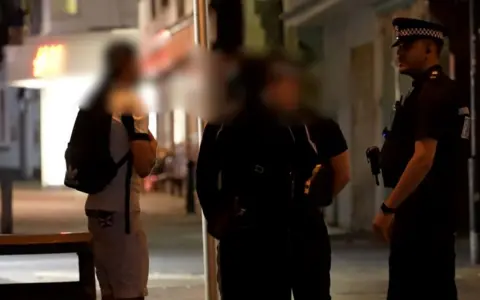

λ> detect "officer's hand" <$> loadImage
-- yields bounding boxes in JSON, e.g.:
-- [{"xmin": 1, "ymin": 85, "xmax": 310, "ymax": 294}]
[{"xmin": 372, "ymin": 211, "xmax": 394, "ymax": 243}]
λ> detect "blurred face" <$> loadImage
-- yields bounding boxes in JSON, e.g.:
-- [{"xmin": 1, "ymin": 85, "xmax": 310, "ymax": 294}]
[
  {"xmin": 121, "ymin": 56, "xmax": 140, "ymax": 84},
  {"xmin": 190, "ymin": 51, "xmax": 242, "ymax": 122},
  {"xmin": 396, "ymin": 39, "xmax": 430, "ymax": 75},
  {"xmin": 266, "ymin": 75, "xmax": 301, "ymax": 111}
]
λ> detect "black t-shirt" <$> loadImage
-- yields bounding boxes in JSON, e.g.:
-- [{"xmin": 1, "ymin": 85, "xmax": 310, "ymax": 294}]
[
  {"xmin": 290, "ymin": 116, "xmax": 348, "ymax": 193},
  {"xmin": 307, "ymin": 116, "xmax": 348, "ymax": 162},
  {"xmin": 287, "ymin": 116, "xmax": 348, "ymax": 227}
]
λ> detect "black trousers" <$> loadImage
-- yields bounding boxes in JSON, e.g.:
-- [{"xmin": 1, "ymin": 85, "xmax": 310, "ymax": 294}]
[
  {"xmin": 217, "ymin": 225, "xmax": 331, "ymax": 300},
  {"xmin": 387, "ymin": 220, "xmax": 457, "ymax": 300}
]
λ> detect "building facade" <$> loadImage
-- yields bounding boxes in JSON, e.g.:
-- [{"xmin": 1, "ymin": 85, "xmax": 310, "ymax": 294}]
[
  {"xmin": 0, "ymin": 0, "xmax": 139, "ymax": 185},
  {"xmin": 138, "ymin": 0, "xmax": 201, "ymax": 154}
]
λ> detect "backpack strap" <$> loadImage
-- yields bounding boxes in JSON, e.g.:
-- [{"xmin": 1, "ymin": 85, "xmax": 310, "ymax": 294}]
[
  {"xmin": 111, "ymin": 151, "xmax": 132, "ymax": 234},
  {"xmin": 123, "ymin": 151, "xmax": 133, "ymax": 234},
  {"xmin": 116, "ymin": 151, "xmax": 131, "ymax": 168}
]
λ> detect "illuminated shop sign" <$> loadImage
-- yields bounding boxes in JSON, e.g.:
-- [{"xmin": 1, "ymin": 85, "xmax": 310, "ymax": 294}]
[{"xmin": 33, "ymin": 44, "xmax": 66, "ymax": 78}]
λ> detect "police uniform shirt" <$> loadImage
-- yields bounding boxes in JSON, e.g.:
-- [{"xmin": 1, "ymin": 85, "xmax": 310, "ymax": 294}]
[{"xmin": 396, "ymin": 65, "xmax": 463, "ymax": 231}]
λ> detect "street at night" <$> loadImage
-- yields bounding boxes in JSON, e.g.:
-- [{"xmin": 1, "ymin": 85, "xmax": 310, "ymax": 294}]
[
  {"xmin": 0, "ymin": 186, "xmax": 479, "ymax": 299},
  {"xmin": 0, "ymin": 0, "xmax": 479, "ymax": 299}
]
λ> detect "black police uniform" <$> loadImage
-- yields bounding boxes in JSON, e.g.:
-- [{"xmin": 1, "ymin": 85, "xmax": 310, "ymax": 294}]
[
  {"xmin": 380, "ymin": 18, "xmax": 470, "ymax": 300},
  {"xmin": 196, "ymin": 109, "xmax": 347, "ymax": 300}
]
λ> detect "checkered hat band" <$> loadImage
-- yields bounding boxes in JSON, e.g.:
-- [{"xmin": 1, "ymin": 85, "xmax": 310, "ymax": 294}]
[{"xmin": 396, "ymin": 28, "xmax": 444, "ymax": 39}]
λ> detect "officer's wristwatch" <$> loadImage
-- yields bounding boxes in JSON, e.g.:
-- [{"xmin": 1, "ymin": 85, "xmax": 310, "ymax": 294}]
[{"xmin": 380, "ymin": 203, "xmax": 395, "ymax": 215}]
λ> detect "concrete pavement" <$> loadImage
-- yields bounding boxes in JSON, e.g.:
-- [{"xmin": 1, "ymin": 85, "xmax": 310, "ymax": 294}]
[
  {"xmin": 147, "ymin": 241, "xmax": 480, "ymax": 300},
  {"xmin": 1, "ymin": 186, "xmax": 480, "ymax": 299}
]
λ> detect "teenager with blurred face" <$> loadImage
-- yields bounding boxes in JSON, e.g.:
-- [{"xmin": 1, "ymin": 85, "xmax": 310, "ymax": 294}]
[
  {"xmin": 85, "ymin": 41, "xmax": 157, "ymax": 300},
  {"xmin": 197, "ymin": 53, "xmax": 350, "ymax": 299}
]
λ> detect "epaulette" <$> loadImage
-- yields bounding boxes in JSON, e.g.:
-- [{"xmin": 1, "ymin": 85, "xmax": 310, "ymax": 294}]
[
  {"xmin": 423, "ymin": 69, "xmax": 454, "ymax": 96},
  {"xmin": 429, "ymin": 70, "xmax": 439, "ymax": 79}
]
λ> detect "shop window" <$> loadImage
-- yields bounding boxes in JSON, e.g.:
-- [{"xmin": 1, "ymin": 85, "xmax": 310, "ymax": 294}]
[{"xmin": 0, "ymin": 90, "xmax": 10, "ymax": 146}]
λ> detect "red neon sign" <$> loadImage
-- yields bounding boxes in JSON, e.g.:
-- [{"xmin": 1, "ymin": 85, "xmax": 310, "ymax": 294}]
[{"xmin": 33, "ymin": 44, "xmax": 65, "ymax": 78}]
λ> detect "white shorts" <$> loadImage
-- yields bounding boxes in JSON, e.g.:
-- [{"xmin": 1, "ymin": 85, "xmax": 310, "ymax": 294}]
[{"xmin": 87, "ymin": 211, "xmax": 149, "ymax": 299}]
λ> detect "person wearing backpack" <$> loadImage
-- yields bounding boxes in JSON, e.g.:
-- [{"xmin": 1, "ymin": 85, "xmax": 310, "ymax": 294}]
[
  {"xmin": 196, "ymin": 54, "xmax": 350, "ymax": 300},
  {"xmin": 65, "ymin": 41, "xmax": 157, "ymax": 300}
]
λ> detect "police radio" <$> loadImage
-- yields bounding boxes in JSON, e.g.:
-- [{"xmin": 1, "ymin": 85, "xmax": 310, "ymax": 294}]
[
  {"xmin": 366, "ymin": 98, "xmax": 404, "ymax": 188},
  {"xmin": 366, "ymin": 146, "xmax": 381, "ymax": 186}
]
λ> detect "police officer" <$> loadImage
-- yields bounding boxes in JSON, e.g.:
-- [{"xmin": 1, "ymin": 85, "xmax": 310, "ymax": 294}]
[{"xmin": 372, "ymin": 18, "xmax": 470, "ymax": 300}]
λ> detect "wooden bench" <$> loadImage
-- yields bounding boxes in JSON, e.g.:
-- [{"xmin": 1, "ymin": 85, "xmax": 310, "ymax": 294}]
[{"xmin": 0, "ymin": 232, "xmax": 96, "ymax": 300}]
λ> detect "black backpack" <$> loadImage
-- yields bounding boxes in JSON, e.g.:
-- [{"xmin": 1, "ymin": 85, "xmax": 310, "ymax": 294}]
[{"xmin": 64, "ymin": 84, "xmax": 130, "ymax": 194}]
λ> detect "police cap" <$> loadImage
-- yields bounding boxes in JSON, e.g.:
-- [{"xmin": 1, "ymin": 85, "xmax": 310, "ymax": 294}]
[{"xmin": 391, "ymin": 17, "xmax": 447, "ymax": 47}]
